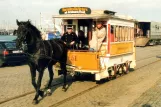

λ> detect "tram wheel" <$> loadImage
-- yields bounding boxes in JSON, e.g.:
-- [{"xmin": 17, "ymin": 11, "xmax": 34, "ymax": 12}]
[{"xmin": 123, "ymin": 63, "xmax": 129, "ymax": 74}]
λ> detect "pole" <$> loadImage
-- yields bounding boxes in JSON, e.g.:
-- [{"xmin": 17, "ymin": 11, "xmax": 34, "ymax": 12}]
[
  {"xmin": 40, "ymin": 12, "xmax": 42, "ymax": 30},
  {"xmin": 53, "ymin": 18, "xmax": 56, "ymax": 32}
]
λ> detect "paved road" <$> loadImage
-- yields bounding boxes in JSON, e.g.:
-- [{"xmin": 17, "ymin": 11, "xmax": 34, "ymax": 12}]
[
  {"xmin": 130, "ymin": 79, "xmax": 161, "ymax": 107},
  {"xmin": 0, "ymin": 46, "xmax": 161, "ymax": 107}
]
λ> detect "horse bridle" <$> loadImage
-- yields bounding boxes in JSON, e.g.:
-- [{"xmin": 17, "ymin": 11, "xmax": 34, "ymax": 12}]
[{"xmin": 17, "ymin": 25, "xmax": 36, "ymax": 51}]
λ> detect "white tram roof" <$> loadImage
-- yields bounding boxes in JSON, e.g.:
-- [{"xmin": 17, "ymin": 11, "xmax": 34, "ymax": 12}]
[
  {"xmin": 53, "ymin": 10, "xmax": 136, "ymax": 22},
  {"xmin": 137, "ymin": 20, "xmax": 151, "ymax": 23}
]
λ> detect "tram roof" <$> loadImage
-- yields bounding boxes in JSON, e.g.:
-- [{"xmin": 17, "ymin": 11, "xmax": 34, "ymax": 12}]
[{"xmin": 53, "ymin": 10, "xmax": 136, "ymax": 22}]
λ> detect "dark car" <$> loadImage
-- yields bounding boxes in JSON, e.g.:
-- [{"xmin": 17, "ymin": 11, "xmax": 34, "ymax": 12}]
[{"xmin": 0, "ymin": 41, "xmax": 28, "ymax": 66}]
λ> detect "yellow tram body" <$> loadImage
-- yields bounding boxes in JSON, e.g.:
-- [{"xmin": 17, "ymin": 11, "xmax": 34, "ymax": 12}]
[
  {"xmin": 68, "ymin": 51, "xmax": 99, "ymax": 71},
  {"xmin": 53, "ymin": 7, "xmax": 136, "ymax": 81}
]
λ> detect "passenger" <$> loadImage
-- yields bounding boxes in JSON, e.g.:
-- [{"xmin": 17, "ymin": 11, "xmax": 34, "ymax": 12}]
[
  {"xmin": 78, "ymin": 30, "xmax": 88, "ymax": 49},
  {"xmin": 61, "ymin": 26, "xmax": 78, "ymax": 49},
  {"xmin": 89, "ymin": 21, "xmax": 106, "ymax": 51}
]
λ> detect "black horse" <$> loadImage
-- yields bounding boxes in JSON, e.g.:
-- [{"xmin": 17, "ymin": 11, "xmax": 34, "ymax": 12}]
[{"xmin": 16, "ymin": 20, "xmax": 68, "ymax": 104}]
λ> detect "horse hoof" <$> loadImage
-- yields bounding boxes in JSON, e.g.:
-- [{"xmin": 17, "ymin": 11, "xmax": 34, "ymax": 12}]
[
  {"xmin": 62, "ymin": 85, "xmax": 67, "ymax": 91},
  {"xmin": 62, "ymin": 88, "xmax": 65, "ymax": 92},
  {"xmin": 47, "ymin": 92, "xmax": 52, "ymax": 96},
  {"xmin": 32, "ymin": 100, "xmax": 38, "ymax": 105},
  {"xmin": 39, "ymin": 90, "xmax": 44, "ymax": 98},
  {"xmin": 47, "ymin": 89, "xmax": 52, "ymax": 96}
]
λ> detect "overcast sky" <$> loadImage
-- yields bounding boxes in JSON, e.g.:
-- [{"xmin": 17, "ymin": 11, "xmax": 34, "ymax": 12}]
[{"xmin": 0, "ymin": 0, "xmax": 161, "ymax": 28}]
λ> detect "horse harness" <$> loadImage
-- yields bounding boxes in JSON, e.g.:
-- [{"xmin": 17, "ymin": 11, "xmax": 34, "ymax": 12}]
[
  {"xmin": 24, "ymin": 40, "xmax": 78, "ymax": 68},
  {"xmin": 25, "ymin": 40, "xmax": 57, "ymax": 63}
]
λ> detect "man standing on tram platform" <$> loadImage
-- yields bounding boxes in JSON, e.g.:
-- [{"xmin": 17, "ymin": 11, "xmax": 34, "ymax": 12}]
[
  {"xmin": 89, "ymin": 21, "xmax": 106, "ymax": 51},
  {"xmin": 61, "ymin": 26, "xmax": 78, "ymax": 49}
]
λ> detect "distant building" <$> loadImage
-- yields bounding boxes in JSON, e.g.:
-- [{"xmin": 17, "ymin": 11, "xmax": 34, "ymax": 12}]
[{"xmin": 0, "ymin": 29, "xmax": 15, "ymax": 35}]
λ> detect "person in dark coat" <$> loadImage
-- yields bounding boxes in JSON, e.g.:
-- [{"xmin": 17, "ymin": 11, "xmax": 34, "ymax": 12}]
[
  {"xmin": 61, "ymin": 27, "xmax": 78, "ymax": 49},
  {"xmin": 78, "ymin": 30, "xmax": 88, "ymax": 50}
]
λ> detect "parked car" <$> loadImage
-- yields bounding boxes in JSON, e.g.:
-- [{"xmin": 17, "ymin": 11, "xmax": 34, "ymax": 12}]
[
  {"xmin": 0, "ymin": 40, "xmax": 28, "ymax": 67},
  {"xmin": 0, "ymin": 35, "xmax": 17, "ymax": 41}
]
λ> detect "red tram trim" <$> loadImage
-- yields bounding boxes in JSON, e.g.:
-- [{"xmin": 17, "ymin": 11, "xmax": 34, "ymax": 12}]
[{"xmin": 108, "ymin": 24, "xmax": 111, "ymax": 54}]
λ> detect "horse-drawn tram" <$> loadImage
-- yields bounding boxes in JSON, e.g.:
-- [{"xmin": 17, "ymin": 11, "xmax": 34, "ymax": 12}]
[{"xmin": 53, "ymin": 7, "xmax": 136, "ymax": 81}]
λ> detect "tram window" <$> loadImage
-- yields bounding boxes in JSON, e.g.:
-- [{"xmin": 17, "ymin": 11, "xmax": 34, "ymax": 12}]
[
  {"xmin": 114, "ymin": 26, "xmax": 134, "ymax": 41},
  {"xmin": 130, "ymin": 27, "xmax": 132, "ymax": 40},
  {"xmin": 128, "ymin": 27, "xmax": 130, "ymax": 40},
  {"xmin": 122, "ymin": 27, "xmax": 124, "ymax": 41},
  {"xmin": 119, "ymin": 26, "xmax": 122, "ymax": 41},
  {"xmin": 110, "ymin": 25, "xmax": 115, "ymax": 42},
  {"xmin": 131, "ymin": 28, "xmax": 134, "ymax": 40},
  {"xmin": 93, "ymin": 21, "xmax": 96, "ymax": 28},
  {"xmin": 67, "ymin": 20, "xmax": 73, "ymax": 24},
  {"xmin": 128, "ymin": 27, "xmax": 131, "ymax": 41},
  {"xmin": 128, "ymin": 27, "xmax": 130, "ymax": 41},
  {"xmin": 114, "ymin": 26, "xmax": 116, "ymax": 41},
  {"xmin": 123, "ymin": 27, "xmax": 125, "ymax": 41},
  {"xmin": 111, "ymin": 25, "xmax": 114, "ymax": 34},
  {"xmin": 84, "ymin": 26, "xmax": 88, "ymax": 38},
  {"xmin": 127, "ymin": 27, "xmax": 130, "ymax": 41},
  {"xmin": 124, "ymin": 27, "xmax": 126, "ymax": 41},
  {"xmin": 115, "ymin": 26, "xmax": 119, "ymax": 42},
  {"xmin": 125, "ymin": 27, "xmax": 127, "ymax": 41},
  {"xmin": 80, "ymin": 26, "xmax": 83, "ymax": 31},
  {"xmin": 127, "ymin": 27, "xmax": 129, "ymax": 41},
  {"xmin": 120, "ymin": 27, "xmax": 123, "ymax": 41}
]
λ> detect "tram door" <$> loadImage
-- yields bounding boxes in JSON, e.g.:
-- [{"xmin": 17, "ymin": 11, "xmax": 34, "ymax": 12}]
[{"xmin": 78, "ymin": 19, "xmax": 93, "ymax": 43}]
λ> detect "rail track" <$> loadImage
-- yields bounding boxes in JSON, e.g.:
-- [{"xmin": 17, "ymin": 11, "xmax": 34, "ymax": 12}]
[
  {"xmin": 0, "ymin": 54, "xmax": 161, "ymax": 106},
  {"xmin": 49, "ymin": 59, "xmax": 161, "ymax": 107},
  {"xmin": 136, "ymin": 46, "xmax": 161, "ymax": 53},
  {"xmin": 137, "ymin": 54, "xmax": 161, "ymax": 62}
]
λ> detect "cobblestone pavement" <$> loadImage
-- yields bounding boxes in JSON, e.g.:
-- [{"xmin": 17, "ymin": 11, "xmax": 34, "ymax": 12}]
[
  {"xmin": 0, "ymin": 46, "xmax": 161, "ymax": 107},
  {"xmin": 0, "ymin": 65, "xmax": 64, "ymax": 103},
  {"xmin": 130, "ymin": 77, "xmax": 161, "ymax": 107}
]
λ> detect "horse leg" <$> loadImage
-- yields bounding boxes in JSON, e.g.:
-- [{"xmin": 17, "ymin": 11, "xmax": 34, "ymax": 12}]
[
  {"xmin": 46, "ymin": 63, "xmax": 54, "ymax": 96},
  {"xmin": 33, "ymin": 67, "xmax": 45, "ymax": 104},
  {"xmin": 29, "ymin": 63, "xmax": 37, "ymax": 90},
  {"xmin": 28, "ymin": 63, "xmax": 39, "ymax": 104},
  {"xmin": 60, "ymin": 62, "xmax": 67, "ymax": 90}
]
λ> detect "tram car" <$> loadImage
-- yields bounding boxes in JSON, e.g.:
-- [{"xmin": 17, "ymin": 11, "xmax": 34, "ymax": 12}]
[
  {"xmin": 53, "ymin": 7, "xmax": 136, "ymax": 81},
  {"xmin": 135, "ymin": 21, "xmax": 161, "ymax": 46}
]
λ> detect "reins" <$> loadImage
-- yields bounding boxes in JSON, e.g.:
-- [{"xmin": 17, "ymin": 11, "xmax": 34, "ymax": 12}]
[
  {"xmin": 24, "ymin": 40, "xmax": 79, "ymax": 69},
  {"xmin": 25, "ymin": 52, "xmax": 78, "ymax": 68}
]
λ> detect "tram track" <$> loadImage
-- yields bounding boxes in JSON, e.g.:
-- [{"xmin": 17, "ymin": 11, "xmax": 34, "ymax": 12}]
[
  {"xmin": 0, "ymin": 81, "xmax": 69, "ymax": 105},
  {"xmin": 137, "ymin": 54, "xmax": 161, "ymax": 62},
  {"xmin": 48, "ymin": 59, "xmax": 161, "ymax": 107},
  {"xmin": 0, "ymin": 54, "xmax": 161, "ymax": 106},
  {"xmin": 136, "ymin": 46, "xmax": 161, "ymax": 53}
]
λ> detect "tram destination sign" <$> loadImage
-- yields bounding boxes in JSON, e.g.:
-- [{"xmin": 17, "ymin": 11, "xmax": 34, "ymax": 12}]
[{"xmin": 59, "ymin": 7, "xmax": 91, "ymax": 14}]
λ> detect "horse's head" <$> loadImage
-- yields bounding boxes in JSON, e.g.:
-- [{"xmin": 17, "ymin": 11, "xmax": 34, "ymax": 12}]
[{"xmin": 16, "ymin": 19, "xmax": 31, "ymax": 49}]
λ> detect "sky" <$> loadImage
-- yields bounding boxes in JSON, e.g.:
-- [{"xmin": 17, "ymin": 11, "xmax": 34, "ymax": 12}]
[{"xmin": 0, "ymin": 0, "xmax": 161, "ymax": 29}]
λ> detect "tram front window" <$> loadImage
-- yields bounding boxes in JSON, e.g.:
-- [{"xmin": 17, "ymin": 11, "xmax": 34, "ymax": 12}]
[{"xmin": 77, "ymin": 19, "xmax": 92, "ymax": 50}]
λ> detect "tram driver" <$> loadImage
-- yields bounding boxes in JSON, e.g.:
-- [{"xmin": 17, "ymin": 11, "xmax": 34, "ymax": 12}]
[
  {"xmin": 61, "ymin": 26, "xmax": 78, "ymax": 49},
  {"xmin": 89, "ymin": 21, "xmax": 106, "ymax": 51}
]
